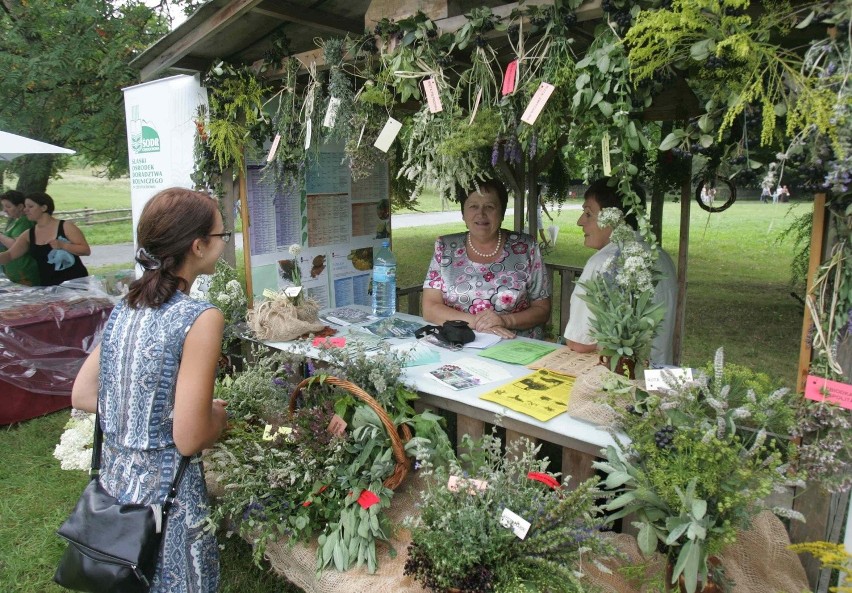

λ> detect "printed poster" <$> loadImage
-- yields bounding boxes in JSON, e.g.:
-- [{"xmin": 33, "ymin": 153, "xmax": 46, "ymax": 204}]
[{"xmin": 479, "ymin": 369, "xmax": 576, "ymax": 422}]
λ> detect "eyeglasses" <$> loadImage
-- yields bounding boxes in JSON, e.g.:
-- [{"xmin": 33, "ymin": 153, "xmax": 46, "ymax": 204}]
[{"xmin": 208, "ymin": 231, "xmax": 233, "ymax": 243}]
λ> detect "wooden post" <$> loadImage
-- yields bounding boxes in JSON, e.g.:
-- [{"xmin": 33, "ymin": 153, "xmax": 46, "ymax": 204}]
[
  {"xmin": 219, "ymin": 168, "xmax": 237, "ymax": 268},
  {"xmin": 671, "ymin": 177, "xmax": 690, "ymax": 365},
  {"xmin": 796, "ymin": 193, "xmax": 827, "ymax": 393},
  {"xmin": 239, "ymin": 167, "xmax": 253, "ymax": 308},
  {"xmin": 561, "ymin": 447, "xmax": 596, "ymax": 488}
]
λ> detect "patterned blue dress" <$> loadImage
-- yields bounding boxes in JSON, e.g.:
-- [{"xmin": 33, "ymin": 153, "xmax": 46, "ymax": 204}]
[{"xmin": 97, "ymin": 292, "xmax": 219, "ymax": 593}]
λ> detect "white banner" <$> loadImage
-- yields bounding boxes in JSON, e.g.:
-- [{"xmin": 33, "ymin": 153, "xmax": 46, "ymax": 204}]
[{"xmin": 122, "ymin": 74, "xmax": 207, "ymax": 246}]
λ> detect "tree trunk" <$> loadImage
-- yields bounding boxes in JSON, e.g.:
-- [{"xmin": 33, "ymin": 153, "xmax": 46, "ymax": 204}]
[{"xmin": 14, "ymin": 155, "xmax": 55, "ymax": 194}]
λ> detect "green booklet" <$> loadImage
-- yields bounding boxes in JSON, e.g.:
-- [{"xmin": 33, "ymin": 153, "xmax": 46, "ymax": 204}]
[{"xmin": 478, "ymin": 341, "xmax": 558, "ymax": 366}]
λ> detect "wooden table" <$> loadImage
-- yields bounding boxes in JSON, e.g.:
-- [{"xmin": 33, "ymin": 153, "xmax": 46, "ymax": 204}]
[{"xmin": 265, "ymin": 308, "xmax": 615, "ymax": 484}]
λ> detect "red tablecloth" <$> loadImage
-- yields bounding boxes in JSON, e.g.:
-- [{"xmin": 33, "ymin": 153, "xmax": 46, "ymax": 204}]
[{"xmin": 0, "ymin": 288, "xmax": 114, "ymax": 424}]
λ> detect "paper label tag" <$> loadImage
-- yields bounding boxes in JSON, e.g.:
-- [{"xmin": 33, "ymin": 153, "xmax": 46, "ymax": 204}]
[
  {"xmin": 313, "ymin": 336, "xmax": 347, "ymax": 348},
  {"xmin": 267, "ymin": 134, "xmax": 281, "ymax": 162},
  {"xmin": 326, "ymin": 414, "xmax": 348, "ymax": 435},
  {"xmin": 262, "ymin": 288, "xmax": 279, "ymax": 300},
  {"xmin": 323, "ymin": 97, "xmax": 341, "ymax": 128},
  {"xmin": 284, "ymin": 286, "xmax": 303, "ymax": 298},
  {"xmin": 804, "ymin": 375, "xmax": 852, "ymax": 410},
  {"xmin": 447, "ymin": 475, "xmax": 488, "ymax": 494},
  {"xmin": 520, "ymin": 82, "xmax": 555, "ymax": 125},
  {"xmin": 423, "ymin": 77, "xmax": 443, "ymax": 113},
  {"xmin": 500, "ymin": 508, "xmax": 531, "ymax": 539},
  {"xmin": 262, "ymin": 424, "xmax": 293, "ymax": 441},
  {"xmin": 643, "ymin": 368, "xmax": 694, "ymax": 392},
  {"xmin": 602, "ymin": 132, "xmax": 612, "ymax": 176},
  {"xmin": 304, "ymin": 119, "xmax": 312, "ymax": 149},
  {"xmin": 469, "ymin": 86, "xmax": 483, "ymax": 125},
  {"xmin": 373, "ymin": 117, "xmax": 403, "ymax": 152},
  {"xmin": 502, "ymin": 59, "xmax": 518, "ymax": 96}
]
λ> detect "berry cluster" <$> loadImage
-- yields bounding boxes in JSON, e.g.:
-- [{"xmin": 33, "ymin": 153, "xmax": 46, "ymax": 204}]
[
  {"xmin": 562, "ymin": 11, "xmax": 578, "ymax": 26},
  {"xmin": 705, "ymin": 56, "xmax": 729, "ymax": 69},
  {"xmin": 654, "ymin": 425, "xmax": 676, "ymax": 449},
  {"xmin": 437, "ymin": 55, "xmax": 454, "ymax": 68}
]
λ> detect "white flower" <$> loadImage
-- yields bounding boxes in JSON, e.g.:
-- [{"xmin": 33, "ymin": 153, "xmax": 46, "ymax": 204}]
[
  {"xmin": 288, "ymin": 243, "xmax": 302, "ymax": 256},
  {"xmin": 53, "ymin": 412, "xmax": 96, "ymax": 471},
  {"xmin": 597, "ymin": 208, "xmax": 623, "ymax": 229},
  {"xmin": 226, "ymin": 279, "xmax": 242, "ymax": 292}
]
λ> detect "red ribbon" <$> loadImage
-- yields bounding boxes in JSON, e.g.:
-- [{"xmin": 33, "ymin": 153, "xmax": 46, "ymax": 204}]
[
  {"xmin": 527, "ymin": 471, "xmax": 561, "ymax": 489},
  {"xmin": 357, "ymin": 490, "xmax": 381, "ymax": 509},
  {"xmin": 502, "ymin": 59, "xmax": 518, "ymax": 96}
]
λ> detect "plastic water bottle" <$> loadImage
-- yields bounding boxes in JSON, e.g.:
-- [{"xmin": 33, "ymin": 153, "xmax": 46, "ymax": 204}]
[{"xmin": 372, "ymin": 240, "xmax": 397, "ymax": 317}]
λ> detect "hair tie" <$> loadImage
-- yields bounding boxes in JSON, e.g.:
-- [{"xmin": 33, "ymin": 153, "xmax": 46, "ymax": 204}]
[{"xmin": 135, "ymin": 247, "xmax": 162, "ymax": 271}]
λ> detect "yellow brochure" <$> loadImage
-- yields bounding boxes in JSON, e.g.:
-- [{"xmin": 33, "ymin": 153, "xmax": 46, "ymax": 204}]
[{"xmin": 479, "ymin": 369, "xmax": 575, "ymax": 422}]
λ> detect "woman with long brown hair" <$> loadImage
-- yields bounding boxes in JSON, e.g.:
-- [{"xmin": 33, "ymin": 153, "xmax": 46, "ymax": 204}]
[{"xmin": 71, "ymin": 187, "xmax": 231, "ymax": 592}]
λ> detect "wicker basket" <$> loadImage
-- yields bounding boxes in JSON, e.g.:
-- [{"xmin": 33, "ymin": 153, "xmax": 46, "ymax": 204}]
[{"xmin": 289, "ymin": 376, "xmax": 413, "ymax": 490}]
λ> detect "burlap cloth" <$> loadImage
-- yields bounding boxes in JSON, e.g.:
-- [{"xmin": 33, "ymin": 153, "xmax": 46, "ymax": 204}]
[
  {"xmin": 247, "ymin": 294, "xmax": 326, "ymax": 342},
  {"xmin": 566, "ymin": 363, "xmax": 628, "ymax": 428},
  {"xmin": 584, "ymin": 511, "xmax": 809, "ymax": 593}
]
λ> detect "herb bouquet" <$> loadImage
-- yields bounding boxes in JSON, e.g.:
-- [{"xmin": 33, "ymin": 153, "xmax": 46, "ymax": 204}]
[
  {"xmin": 404, "ymin": 432, "xmax": 618, "ymax": 593},
  {"xmin": 592, "ymin": 348, "xmax": 802, "ymax": 593},
  {"xmin": 579, "ymin": 207, "xmax": 665, "ymax": 377},
  {"xmin": 206, "ymin": 343, "xmax": 453, "ymax": 574}
]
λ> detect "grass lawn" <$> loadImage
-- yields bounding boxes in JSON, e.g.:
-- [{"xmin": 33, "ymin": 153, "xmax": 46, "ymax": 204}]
[{"xmin": 0, "ymin": 169, "xmax": 811, "ymax": 592}]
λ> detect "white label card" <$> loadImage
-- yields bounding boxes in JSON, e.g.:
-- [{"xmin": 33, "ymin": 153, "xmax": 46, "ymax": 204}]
[
  {"xmin": 601, "ymin": 133, "xmax": 612, "ymax": 176},
  {"xmin": 267, "ymin": 134, "xmax": 281, "ymax": 163},
  {"xmin": 284, "ymin": 286, "xmax": 303, "ymax": 298},
  {"xmin": 469, "ymin": 87, "xmax": 483, "ymax": 125},
  {"xmin": 423, "ymin": 77, "xmax": 443, "ymax": 113},
  {"xmin": 323, "ymin": 97, "xmax": 341, "ymax": 128},
  {"xmin": 262, "ymin": 288, "xmax": 279, "ymax": 300},
  {"xmin": 643, "ymin": 368, "xmax": 694, "ymax": 392},
  {"xmin": 520, "ymin": 82, "xmax": 555, "ymax": 125},
  {"xmin": 500, "ymin": 508, "xmax": 531, "ymax": 539},
  {"xmin": 447, "ymin": 475, "xmax": 488, "ymax": 494},
  {"xmin": 304, "ymin": 119, "xmax": 312, "ymax": 150},
  {"xmin": 373, "ymin": 117, "xmax": 403, "ymax": 152}
]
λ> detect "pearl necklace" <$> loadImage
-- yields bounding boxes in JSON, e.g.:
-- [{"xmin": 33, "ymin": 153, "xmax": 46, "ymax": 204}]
[{"xmin": 467, "ymin": 231, "xmax": 502, "ymax": 258}]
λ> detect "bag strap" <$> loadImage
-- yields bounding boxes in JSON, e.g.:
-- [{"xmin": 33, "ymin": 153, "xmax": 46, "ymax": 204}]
[{"xmin": 90, "ymin": 408, "xmax": 190, "ymax": 517}]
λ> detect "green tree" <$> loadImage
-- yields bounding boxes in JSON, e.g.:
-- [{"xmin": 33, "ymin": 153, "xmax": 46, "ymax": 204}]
[{"xmin": 0, "ymin": 0, "xmax": 170, "ymax": 193}]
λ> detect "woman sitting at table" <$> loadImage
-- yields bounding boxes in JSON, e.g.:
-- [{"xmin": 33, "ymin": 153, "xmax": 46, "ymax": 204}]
[
  {"xmin": 0, "ymin": 192, "xmax": 90, "ymax": 286},
  {"xmin": 0, "ymin": 190, "xmax": 40, "ymax": 285},
  {"xmin": 422, "ymin": 178, "xmax": 551, "ymax": 339},
  {"xmin": 564, "ymin": 177, "xmax": 677, "ymax": 365}
]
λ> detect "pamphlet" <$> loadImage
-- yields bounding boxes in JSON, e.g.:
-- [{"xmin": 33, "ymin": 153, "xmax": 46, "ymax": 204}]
[
  {"xmin": 479, "ymin": 369, "xmax": 575, "ymax": 421},
  {"xmin": 478, "ymin": 341, "xmax": 557, "ymax": 366},
  {"xmin": 343, "ymin": 329, "xmax": 384, "ymax": 351},
  {"xmin": 361, "ymin": 316, "xmax": 423, "ymax": 338},
  {"xmin": 428, "ymin": 357, "xmax": 512, "ymax": 391},
  {"xmin": 390, "ymin": 342, "xmax": 441, "ymax": 367},
  {"xmin": 466, "ymin": 331, "xmax": 502, "ymax": 349},
  {"xmin": 320, "ymin": 306, "xmax": 377, "ymax": 326}
]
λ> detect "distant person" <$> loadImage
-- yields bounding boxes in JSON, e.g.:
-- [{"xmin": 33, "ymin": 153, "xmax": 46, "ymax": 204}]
[
  {"xmin": 779, "ymin": 185, "xmax": 790, "ymax": 203},
  {"xmin": 564, "ymin": 178, "xmax": 678, "ymax": 366},
  {"xmin": 760, "ymin": 186, "xmax": 771, "ymax": 204},
  {"xmin": 0, "ymin": 190, "xmax": 40, "ymax": 285},
  {"xmin": 71, "ymin": 187, "xmax": 229, "ymax": 592},
  {"xmin": 0, "ymin": 192, "xmax": 89, "ymax": 285}
]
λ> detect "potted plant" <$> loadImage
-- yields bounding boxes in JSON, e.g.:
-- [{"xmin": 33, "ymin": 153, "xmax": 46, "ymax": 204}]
[
  {"xmin": 592, "ymin": 347, "xmax": 802, "ymax": 593},
  {"xmin": 404, "ymin": 432, "xmax": 618, "ymax": 593}
]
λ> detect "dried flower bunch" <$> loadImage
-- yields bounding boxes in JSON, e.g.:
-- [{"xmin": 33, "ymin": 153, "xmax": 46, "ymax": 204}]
[
  {"xmin": 404, "ymin": 432, "xmax": 618, "ymax": 593},
  {"xmin": 203, "ymin": 260, "xmax": 248, "ymax": 359},
  {"xmin": 593, "ymin": 347, "xmax": 802, "ymax": 593},
  {"xmin": 53, "ymin": 409, "xmax": 96, "ymax": 471}
]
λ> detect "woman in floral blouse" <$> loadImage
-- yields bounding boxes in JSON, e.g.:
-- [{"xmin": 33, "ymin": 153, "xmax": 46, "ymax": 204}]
[{"xmin": 422, "ymin": 179, "xmax": 551, "ymax": 339}]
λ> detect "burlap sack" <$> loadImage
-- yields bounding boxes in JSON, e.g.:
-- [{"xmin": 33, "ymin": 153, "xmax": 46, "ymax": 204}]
[
  {"xmin": 566, "ymin": 364, "xmax": 631, "ymax": 428},
  {"xmin": 584, "ymin": 511, "xmax": 809, "ymax": 593},
  {"xmin": 262, "ymin": 474, "xmax": 429, "ymax": 593},
  {"xmin": 247, "ymin": 294, "xmax": 326, "ymax": 342}
]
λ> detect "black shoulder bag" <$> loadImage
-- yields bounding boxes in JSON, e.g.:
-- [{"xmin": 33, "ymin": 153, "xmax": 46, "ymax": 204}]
[{"xmin": 54, "ymin": 410, "xmax": 189, "ymax": 593}]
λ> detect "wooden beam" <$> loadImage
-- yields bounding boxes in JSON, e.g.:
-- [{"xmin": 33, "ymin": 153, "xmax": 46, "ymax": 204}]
[
  {"xmin": 140, "ymin": 0, "xmax": 265, "ymax": 82},
  {"xmin": 796, "ymin": 193, "xmax": 827, "ymax": 392},
  {"xmin": 671, "ymin": 176, "xmax": 690, "ymax": 366},
  {"xmin": 254, "ymin": 0, "xmax": 364, "ymax": 36},
  {"xmin": 435, "ymin": 0, "xmax": 602, "ymax": 33}
]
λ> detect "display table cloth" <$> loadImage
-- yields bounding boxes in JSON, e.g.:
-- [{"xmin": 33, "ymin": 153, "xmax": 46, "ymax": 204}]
[{"xmin": 0, "ymin": 278, "xmax": 115, "ymax": 424}]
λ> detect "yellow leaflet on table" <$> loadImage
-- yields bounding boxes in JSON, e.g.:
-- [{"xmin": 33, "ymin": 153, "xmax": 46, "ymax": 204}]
[{"xmin": 479, "ymin": 369, "xmax": 575, "ymax": 422}]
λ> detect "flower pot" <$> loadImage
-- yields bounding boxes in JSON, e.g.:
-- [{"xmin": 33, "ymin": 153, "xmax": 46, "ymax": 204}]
[
  {"xmin": 665, "ymin": 557, "xmax": 722, "ymax": 593},
  {"xmin": 599, "ymin": 355, "xmax": 637, "ymax": 379}
]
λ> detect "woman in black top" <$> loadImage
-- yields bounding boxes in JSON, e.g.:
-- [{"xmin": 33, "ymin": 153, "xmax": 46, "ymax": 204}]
[{"xmin": 0, "ymin": 192, "xmax": 90, "ymax": 286}]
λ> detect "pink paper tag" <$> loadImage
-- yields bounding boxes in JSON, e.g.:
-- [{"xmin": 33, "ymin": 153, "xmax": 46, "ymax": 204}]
[
  {"xmin": 804, "ymin": 374, "xmax": 852, "ymax": 410},
  {"xmin": 327, "ymin": 413, "xmax": 348, "ymax": 436},
  {"xmin": 447, "ymin": 475, "xmax": 488, "ymax": 494},
  {"xmin": 520, "ymin": 82, "xmax": 555, "ymax": 125},
  {"xmin": 312, "ymin": 336, "xmax": 346, "ymax": 348},
  {"xmin": 501, "ymin": 59, "xmax": 518, "ymax": 96},
  {"xmin": 423, "ymin": 77, "xmax": 443, "ymax": 113}
]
